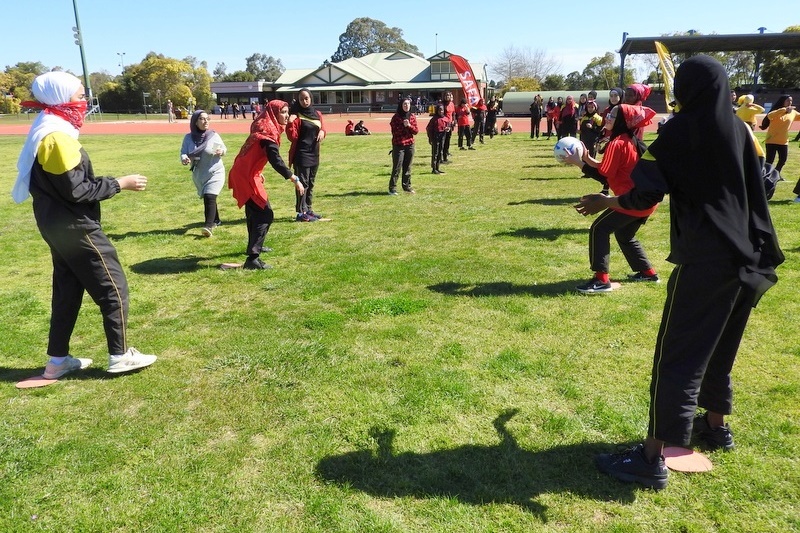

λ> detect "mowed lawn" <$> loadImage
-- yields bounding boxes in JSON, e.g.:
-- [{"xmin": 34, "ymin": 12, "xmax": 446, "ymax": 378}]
[{"xmin": 0, "ymin": 129, "xmax": 798, "ymax": 532}]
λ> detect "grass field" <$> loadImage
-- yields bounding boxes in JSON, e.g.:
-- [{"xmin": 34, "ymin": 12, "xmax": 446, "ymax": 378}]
[{"xmin": 0, "ymin": 130, "xmax": 798, "ymax": 532}]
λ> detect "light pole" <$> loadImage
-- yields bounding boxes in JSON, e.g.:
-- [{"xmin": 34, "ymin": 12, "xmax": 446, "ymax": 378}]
[
  {"xmin": 117, "ymin": 52, "xmax": 126, "ymax": 70},
  {"xmin": 71, "ymin": 0, "xmax": 92, "ymax": 99}
]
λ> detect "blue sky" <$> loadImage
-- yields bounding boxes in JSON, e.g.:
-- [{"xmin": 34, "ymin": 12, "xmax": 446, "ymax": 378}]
[{"xmin": 2, "ymin": 0, "xmax": 794, "ymax": 81}]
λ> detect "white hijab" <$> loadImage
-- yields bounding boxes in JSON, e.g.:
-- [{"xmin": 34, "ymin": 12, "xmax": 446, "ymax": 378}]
[{"xmin": 12, "ymin": 71, "xmax": 83, "ymax": 203}]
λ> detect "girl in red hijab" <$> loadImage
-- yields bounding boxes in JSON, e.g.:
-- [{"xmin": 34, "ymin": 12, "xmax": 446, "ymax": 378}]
[
  {"xmin": 565, "ymin": 103, "xmax": 659, "ymax": 293},
  {"xmin": 228, "ymin": 100, "xmax": 305, "ymax": 269}
]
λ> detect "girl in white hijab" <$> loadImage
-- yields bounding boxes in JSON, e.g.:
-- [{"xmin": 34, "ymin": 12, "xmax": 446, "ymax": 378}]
[{"xmin": 14, "ymin": 71, "xmax": 158, "ymax": 379}]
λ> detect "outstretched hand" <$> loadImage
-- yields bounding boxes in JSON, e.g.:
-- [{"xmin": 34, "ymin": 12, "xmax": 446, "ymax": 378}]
[
  {"xmin": 574, "ymin": 193, "xmax": 608, "ymax": 216},
  {"xmin": 117, "ymin": 174, "xmax": 148, "ymax": 191}
]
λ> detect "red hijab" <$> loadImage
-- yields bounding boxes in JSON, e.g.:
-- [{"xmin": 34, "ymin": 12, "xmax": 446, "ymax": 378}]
[{"xmin": 228, "ymin": 100, "xmax": 288, "ymax": 209}]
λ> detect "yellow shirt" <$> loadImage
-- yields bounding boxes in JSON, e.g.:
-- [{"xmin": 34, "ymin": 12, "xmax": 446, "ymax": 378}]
[
  {"xmin": 765, "ymin": 107, "xmax": 800, "ymax": 145},
  {"xmin": 735, "ymin": 103, "xmax": 764, "ymax": 127}
]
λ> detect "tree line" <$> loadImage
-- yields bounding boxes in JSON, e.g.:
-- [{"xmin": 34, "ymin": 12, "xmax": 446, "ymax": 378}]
[{"xmin": 1, "ymin": 20, "xmax": 797, "ymax": 114}]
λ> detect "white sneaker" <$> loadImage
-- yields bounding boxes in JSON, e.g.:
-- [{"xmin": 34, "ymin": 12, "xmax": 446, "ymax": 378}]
[
  {"xmin": 107, "ymin": 347, "xmax": 157, "ymax": 374},
  {"xmin": 43, "ymin": 356, "xmax": 92, "ymax": 379}
]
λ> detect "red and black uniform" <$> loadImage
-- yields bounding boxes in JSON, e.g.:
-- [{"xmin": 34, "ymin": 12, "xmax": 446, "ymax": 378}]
[
  {"xmin": 389, "ymin": 104, "xmax": 418, "ymax": 193},
  {"xmin": 442, "ymin": 96, "xmax": 456, "ymax": 161},
  {"xmin": 229, "ymin": 101, "xmax": 295, "ymax": 262},
  {"xmin": 286, "ymin": 101, "xmax": 326, "ymax": 217},
  {"xmin": 455, "ymin": 103, "xmax": 473, "ymax": 149},
  {"xmin": 426, "ymin": 109, "xmax": 450, "ymax": 174}
]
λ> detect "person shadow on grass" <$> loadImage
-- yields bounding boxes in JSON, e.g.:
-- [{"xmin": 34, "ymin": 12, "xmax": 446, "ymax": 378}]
[{"xmin": 315, "ymin": 409, "xmax": 636, "ymax": 517}]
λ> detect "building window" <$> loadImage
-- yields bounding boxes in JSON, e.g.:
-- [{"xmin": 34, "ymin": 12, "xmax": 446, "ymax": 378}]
[{"xmin": 431, "ymin": 61, "xmax": 457, "ymax": 81}]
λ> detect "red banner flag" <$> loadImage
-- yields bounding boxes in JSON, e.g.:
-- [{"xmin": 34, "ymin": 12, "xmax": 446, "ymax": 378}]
[{"xmin": 449, "ymin": 54, "xmax": 481, "ymax": 106}]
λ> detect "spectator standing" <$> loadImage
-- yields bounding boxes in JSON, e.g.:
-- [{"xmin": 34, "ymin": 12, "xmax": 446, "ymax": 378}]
[
  {"xmin": 167, "ymin": 99, "xmax": 175, "ymax": 123},
  {"xmin": 427, "ymin": 104, "xmax": 450, "ymax": 174},
  {"xmin": 486, "ymin": 95, "xmax": 500, "ymax": 138},
  {"xmin": 471, "ymin": 98, "xmax": 488, "ymax": 145},
  {"xmin": 442, "ymin": 92, "xmax": 456, "ymax": 162},
  {"xmin": 579, "ymin": 100, "xmax": 604, "ymax": 158},
  {"xmin": 530, "ymin": 94, "xmax": 543, "ymax": 139},
  {"xmin": 545, "ymin": 97, "xmax": 557, "ymax": 139},
  {"xmin": 286, "ymin": 88, "xmax": 327, "ymax": 222},
  {"xmin": 455, "ymin": 98, "xmax": 474, "ymax": 150},
  {"xmin": 557, "ymin": 95, "xmax": 578, "ymax": 139},
  {"xmin": 388, "ymin": 98, "xmax": 419, "ymax": 195}
]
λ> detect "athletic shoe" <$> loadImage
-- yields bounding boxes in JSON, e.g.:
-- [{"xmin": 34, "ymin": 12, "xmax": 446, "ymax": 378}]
[
  {"xmin": 793, "ymin": 196, "xmax": 800, "ymax": 203},
  {"xmin": 692, "ymin": 412, "xmax": 735, "ymax": 451},
  {"xmin": 468, "ymin": 146, "xmax": 476, "ymax": 150},
  {"xmin": 628, "ymin": 272, "xmax": 660, "ymax": 283},
  {"xmin": 388, "ymin": 190, "xmax": 398, "ymax": 195},
  {"xmin": 403, "ymin": 188, "xmax": 416, "ymax": 194},
  {"xmin": 243, "ymin": 257, "xmax": 271, "ymax": 270},
  {"xmin": 107, "ymin": 347, "xmax": 157, "ymax": 374},
  {"xmin": 307, "ymin": 210, "xmax": 323, "ymax": 219},
  {"xmin": 43, "ymin": 355, "xmax": 84, "ymax": 379},
  {"xmin": 296, "ymin": 213, "xmax": 317, "ymax": 222},
  {"xmin": 432, "ymin": 169, "xmax": 441, "ymax": 175},
  {"xmin": 576, "ymin": 278, "xmax": 613, "ymax": 294},
  {"xmin": 596, "ymin": 444, "xmax": 669, "ymax": 490},
  {"xmin": 459, "ymin": 147, "xmax": 466, "ymax": 150},
  {"xmin": 201, "ymin": 226, "xmax": 213, "ymax": 237}
]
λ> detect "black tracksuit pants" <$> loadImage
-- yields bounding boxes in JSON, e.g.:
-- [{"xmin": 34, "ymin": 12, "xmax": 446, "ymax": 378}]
[
  {"xmin": 588, "ymin": 208, "xmax": 652, "ymax": 274},
  {"xmin": 40, "ymin": 225, "xmax": 129, "ymax": 356},
  {"xmin": 648, "ymin": 262, "xmax": 753, "ymax": 446}
]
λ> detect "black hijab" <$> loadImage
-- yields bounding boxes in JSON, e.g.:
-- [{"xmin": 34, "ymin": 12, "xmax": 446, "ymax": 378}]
[
  {"xmin": 648, "ymin": 55, "xmax": 783, "ymax": 297},
  {"xmin": 187, "ymin": 109, "xmax": 214, "ymax": 158},
  {"xmin": 395, "ymin": 98, "xmax": 412, "ymax": 119},
  {"xmin": 290, "ymin": 88, "xmax": 320, "ymax": 121}
]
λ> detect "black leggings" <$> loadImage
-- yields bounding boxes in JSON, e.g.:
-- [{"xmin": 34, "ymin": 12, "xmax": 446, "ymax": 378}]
[
  {"xmin": 765, "ymin": 143, "xmax": 788, "ymax": 172},
  {"xmin": 244, "ymin": 199, "xmax": 274, "ymax": 258}
]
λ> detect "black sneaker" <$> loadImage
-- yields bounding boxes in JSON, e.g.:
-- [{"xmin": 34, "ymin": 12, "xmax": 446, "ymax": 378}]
[
  {"xmin": 692, "ymin": 412, "xmax": 735, "ymax": 451},
  {"xmin": 576, "ymin": 278, "xmax": 613, "ymax": 294},
  {"xmin": 596, "ymin": 444, "xmax": 668, "ymax": 490},
  {"xmin": 243, "ymin": 257, "xmax": 271, "ymax": 270},
  {"xmin": 628, "ymin": 272, "xmax": 660, "ymax": 283}
]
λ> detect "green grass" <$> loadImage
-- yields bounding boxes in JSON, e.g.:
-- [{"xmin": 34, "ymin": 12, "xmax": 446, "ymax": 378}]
[{"xmin": 0, "ymin": 129, "xmax": 799, "ymax": 532}]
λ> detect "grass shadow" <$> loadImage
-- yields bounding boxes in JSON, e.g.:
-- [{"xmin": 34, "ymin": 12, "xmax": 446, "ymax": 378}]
[
  {"xmin": 130, "ymin": 256, "xmax": 219, "ymax": 274},
  {"xmin": 1, "ymin": 365, "xmax": 152, "ymax": 385},
  {"xmin": 428, "ymin": 280, "xmax": 582, "ymax": 297},
  {"xmin": 508, "ymin": 198, "xmax": 578, "ymax": 207},
  {"xmin": 323, "ymin": 191, "xmax": 396, "ymax": 198},
  {"xmin": 315, "ymin": 409, "xmax": 635, "ymax": 517},
  {"xmin": 494, "ymin": 227, "xmax": 585, "ymax": 240}
]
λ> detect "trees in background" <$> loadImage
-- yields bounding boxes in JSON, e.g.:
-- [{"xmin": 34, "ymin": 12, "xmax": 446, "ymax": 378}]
[
  {"xmin": 331, "ymin": 17, "xmax": 422, "ymax": 62},
  {"xmin": 3, "ymin": 22, "xmax": 798, "ymax": 115}
]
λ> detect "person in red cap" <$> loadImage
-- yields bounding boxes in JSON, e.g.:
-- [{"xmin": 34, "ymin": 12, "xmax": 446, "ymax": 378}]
[{"xmin": 565, "ymin": 103, "xmax": 660, "ymax": 293}]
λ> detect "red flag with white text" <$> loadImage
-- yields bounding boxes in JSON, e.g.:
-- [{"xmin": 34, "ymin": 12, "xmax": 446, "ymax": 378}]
[{"xmin": 449, "ymin": 54, "xmax": 481, "ymax": 106}]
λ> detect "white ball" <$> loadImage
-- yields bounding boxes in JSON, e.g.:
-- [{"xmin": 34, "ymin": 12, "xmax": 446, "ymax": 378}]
[{"xmin": 553, "ymin": 137, "xmax": 584, "ymax": 164}]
